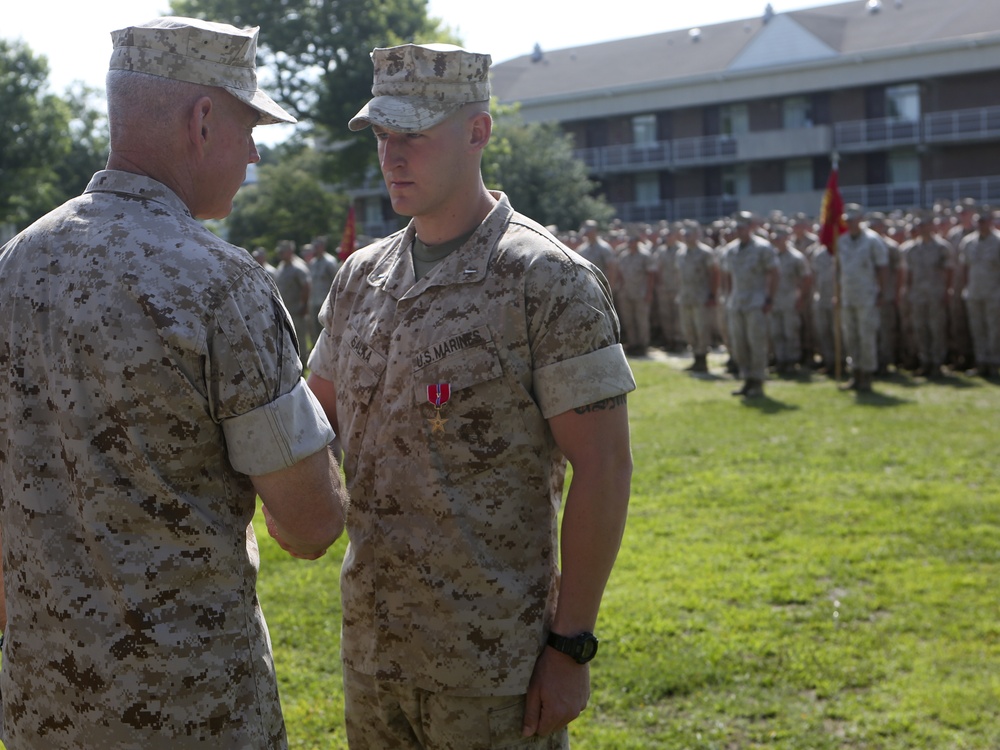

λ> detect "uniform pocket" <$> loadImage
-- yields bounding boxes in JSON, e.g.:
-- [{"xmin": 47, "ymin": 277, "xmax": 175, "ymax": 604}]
[{"xmin": 412, "ymin": 328, "xmax": 514, "ymax": 481}]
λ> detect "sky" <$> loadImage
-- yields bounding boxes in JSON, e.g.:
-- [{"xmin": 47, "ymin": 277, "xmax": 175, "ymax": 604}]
[{"xmin": 5, "ymin": 0, "xmax": 836, "ymax": 145}]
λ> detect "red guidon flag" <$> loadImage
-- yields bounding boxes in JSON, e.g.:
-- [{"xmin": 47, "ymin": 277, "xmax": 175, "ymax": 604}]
[
  {"xmin": 338, "ymin": 204, "xmax": 357, "ymax": 262},
  {"xmin": 818, "ymin": 166, "xmax": 846, "ymax": 255}
]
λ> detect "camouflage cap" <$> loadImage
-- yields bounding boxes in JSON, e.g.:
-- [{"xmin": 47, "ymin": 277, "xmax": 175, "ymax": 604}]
[
  {"xmin": 844, "ymin": 203, "xmax": 865, "ymax": 220},
  {"xmin": 109, "ymin": 16, "xmax": 296, "ymax": 126},
  {"xmin": 349, "ymin": 43, "xmax": 492, "ymax": 133}
]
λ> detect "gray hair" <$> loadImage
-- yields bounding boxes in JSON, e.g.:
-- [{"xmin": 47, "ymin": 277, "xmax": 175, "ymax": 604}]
[{"xmin": 106, "ymin": 69, "xmax": 214, "ymax": 145}]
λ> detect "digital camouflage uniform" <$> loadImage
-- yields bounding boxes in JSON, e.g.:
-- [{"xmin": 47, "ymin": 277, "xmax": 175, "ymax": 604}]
[
  {"xmin": 721, "ymin": 234, "xmax": 779, "ymax": 381},
  {"xmin": 0, "ymin": 171, "xmax": 334, "ymax": 749},
  {"xmin": 616, "ymin": 243, "xmax": 656, "ymax": 351},
  {"xmin": 308, "ymin": 251, "xmax": 341, "ymax": 351},
  {"xmin": 837, "ymin": 228, "xmax": 888, "ymax": 374},
  {"xmin": 308, "ymin": 193, "xmax": 635, "ymax": 704},
  {"xmin": 958, "ymin": 228, "xmax": 1000, "ymax": 370},
  {"xmin": 575, "ymin": 236, "xmax": 617, "ymax": 285},
  {"xmin": 876, "ymin": 234, "xmax": 903, "ymax": 371},
  {"xmin": 275, "ymin": 255, "xmax": 312, "ymax": 357},
  {"xmin": 901, "ymin": 235, "xmax": 953, "ymax": 372},
  {"xmin": 809, "ymin": 245, "xmax": 838, "ymax": 370},
  {"xmin": 652, "ymin": 241, "xmax": 682, "ymax": 349},
  {"xmin": 675, "ymin": 241, "xmax": 717, "ymax": 358},
  {"xmin": 770, "ymin": 245, "xmax": 810, "ymax": 368}
]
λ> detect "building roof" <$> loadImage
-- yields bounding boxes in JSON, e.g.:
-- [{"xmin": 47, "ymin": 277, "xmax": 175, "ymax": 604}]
[{"xmin": 491, "ymin": 0, "xmax": 1000, "ymax": 109}]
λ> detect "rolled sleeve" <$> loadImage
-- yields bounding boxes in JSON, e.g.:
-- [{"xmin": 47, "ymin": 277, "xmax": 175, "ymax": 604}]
[
  {"xmin": 533, "ymin": 343, "xmax": 636, "ymax": 419},
  {"xmin": 223, "ymin": 378, "xmax": 335, "ymax": 476}
]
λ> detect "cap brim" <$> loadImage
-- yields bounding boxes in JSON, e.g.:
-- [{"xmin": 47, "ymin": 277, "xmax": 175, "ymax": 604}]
[
  {"xmin": 349, "ymin": 96, "xmax": 458, "ymax": 133},
  {"xmin": 227, "ymin": 86, "xmax": 297, "ymax": 126}
]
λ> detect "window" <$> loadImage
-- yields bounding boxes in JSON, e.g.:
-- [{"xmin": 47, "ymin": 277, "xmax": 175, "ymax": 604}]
[
  {"xmin": 635, "ymin": 173, "xmax": 660, "ymax": 206},
  {"xmin": 632, "ymin": 114, "xmax": 657, "ymax": 145},
  {"xmin": 785, "ymin": 159, "xmax": 813, "ymax": 194},
  {"xmin": 783, "ymin": 97, "xmax": 812, "ymax": 129},
  {"xmin": 889, "ymin": 150, "xmax": 920, "ymax": 184},
  {"xmin": 721, "ymin": 104, "xmax": 749, "ymax": 136},
  {"xmin": 364, "ymin": 197, "xmax": 383, "ymax": 228},
  {"xmin": 722, "ymin": 165, "xmax": 750, "ymax": 197},
  {"xmin": 886, "ymin": 84, "xmax": 920, "ymax": 122}
]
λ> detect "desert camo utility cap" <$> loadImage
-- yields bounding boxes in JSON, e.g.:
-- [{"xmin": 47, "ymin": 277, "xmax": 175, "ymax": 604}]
[
  {"xmin": 349, "ymin": 43, "xmax": 492, "ymax": 133},
  {"xmin": 109, "ymin": 16, "xmax": 296, "ymax": 125}
]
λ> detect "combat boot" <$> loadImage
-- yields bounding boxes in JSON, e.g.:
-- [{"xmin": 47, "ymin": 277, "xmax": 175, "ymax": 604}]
[
  {"xmin": 856, "ymin": 371, "xmax": 873, "ymax": 393},
  {"xmin": 745, "ymin": 379, "xmax": 765, "ymax": 398},
  {"xmin": 731, "ymin": 380, "xmax": 751, "ymax": 396},
  {"xmin": 687, "ymin": 354, "xmax": 708, "ymax": 373},
  {"xmin": 842, "ymin": 368, "xmax": 861, "ymax": 391}
]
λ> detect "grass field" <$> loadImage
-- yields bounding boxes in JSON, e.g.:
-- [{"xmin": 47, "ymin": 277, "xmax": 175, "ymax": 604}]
[
  {"xmin": 255, "ymin": 354, "xmax": 1000, "ymax": 749},
  {"xmin": 7, "ymin": 355, "xmax": 992, "ymax": 749},
  {"xmin": 249, "ymin": 355, "xmax": 1000, "ymax": 748}
]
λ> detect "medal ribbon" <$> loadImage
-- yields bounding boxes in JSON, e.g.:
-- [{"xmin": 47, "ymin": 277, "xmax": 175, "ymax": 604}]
[{"xmin": 427, "ymin": 383, "xmax": 451, "ymax": 408}]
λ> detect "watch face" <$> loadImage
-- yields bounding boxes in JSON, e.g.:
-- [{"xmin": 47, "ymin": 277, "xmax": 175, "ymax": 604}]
[{"xmin": 578, "ymin": 636, "xmax": 599, "ymax": 663}]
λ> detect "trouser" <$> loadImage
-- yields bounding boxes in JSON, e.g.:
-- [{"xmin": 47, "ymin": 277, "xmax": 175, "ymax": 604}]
[
  {"xmin": 841, "ymin": 303, "xmax": 879, "ymax": 373},
  {"xmin": 618, "ymin": 296, "xmax": 651, "ymax": 349},
  {"xmin": 655, "ymin": 288, "xmax": 682, "ymax": 348},
  {"xmin": 288, "ymin": 313, "xmax": 310, "ymax": 361},
  {"xmin": 897, "ymin": 297, "xmax": 917, "ymax": 368},
  {"xmin": 878, "ymin": 302, "xmax": 900, "ymax": 369},
  {"xmin": 768, "ymin": 307, "xmax": 802, "ymax": 365},
  {"xmin": 812, "ymin": 302, "xmax": 835, "ymax": 367},
  {"xmin": 727, "ymin": 307, "xmax": 769, "ymax": 381},
  {"xmin": 679, "ymin": 303, "xmax": 712, "ymax": 356},
  {"xmin": 909, "ymin": 299, "xmax": 947, "ymax": 368},
  {"xmin": 949, "ymin": 289, "xmax": 971, "ymax": 366},
  {"xmin": 800, "ymin": 299, "xmax": 815, "ymax": 362},
  {"xmin": 966, "ymin": 297, "xmax": 1000, "ymax": 367},
  {"xmin": 715, "ymin": 296, "xmax": 729, "ymax": 349},
  {"xmin": 343, "ymin": 666, "xmax": 568, "ymax": 750},
  {"xmin": 308, "ymin": 304, "xmax": 325, "ymax": 352}
]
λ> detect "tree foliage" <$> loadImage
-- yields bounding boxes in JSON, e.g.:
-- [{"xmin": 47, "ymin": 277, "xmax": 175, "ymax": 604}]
[
  {"xmin": 0, "ymin": 40, "xmax": 108, "ymax": 230},
  {"xmin": 169, "ymin": 0, "xmax": 457, "ymax": 182},
  {"xmin": 226, "ymin": 146, "xmax": 348, "ymax": 253},
  {"xmin": 483, "ymin": 103, "xmax": 614, "ymax": 233}
]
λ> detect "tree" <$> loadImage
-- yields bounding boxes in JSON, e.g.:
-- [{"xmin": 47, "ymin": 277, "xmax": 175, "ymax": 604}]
[
  {"xmin": 56, "ymin": 82, "xmax": 110, "ymax": 202},
  {"xmin": 225, "ymin": 146, "xmax": 348, "ymax": 253},
  {"xmin": 0, "ymin": 41, "xmax": 109, "ymax": 232},
  {"xmin": 169, "ymin": 0, "xmax": 457, "ymax": 182},
  {"xmin": 483, "ymin": 103, "xmax": 614, "ymax": 233}
]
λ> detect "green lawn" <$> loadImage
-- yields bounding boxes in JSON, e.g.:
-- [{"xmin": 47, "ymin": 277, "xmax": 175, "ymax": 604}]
[
  {"xmin": 260, "ymin": 356, "xmax": 1000, "ymax": 748},
  {"xmin": 6, "ymin": 357, "xmax": 998, "ymax": 748}
]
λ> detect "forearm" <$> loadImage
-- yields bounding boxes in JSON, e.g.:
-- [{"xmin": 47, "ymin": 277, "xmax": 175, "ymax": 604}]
[
  {"xmin": 253, "ymin": 446, "xmax": 347, "ymax": 559},
  {"xmin": 551, "ymin": 464, "xmax": 631, "ymax": 635}
]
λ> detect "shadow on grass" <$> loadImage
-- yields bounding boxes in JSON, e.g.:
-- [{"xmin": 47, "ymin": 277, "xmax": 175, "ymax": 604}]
[
  {"xmin": 738, "ymin": 394, "xmax": 799, "ymax": 414},
  {"xmin": 851, "ymin": 389, "xmax": 912, "ymax": 407}
]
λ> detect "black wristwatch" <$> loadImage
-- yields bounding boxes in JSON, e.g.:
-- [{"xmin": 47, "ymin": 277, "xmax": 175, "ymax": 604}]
[{"xmin": 547, "ymin": 630, "xmax": 599, "ymax": 664}]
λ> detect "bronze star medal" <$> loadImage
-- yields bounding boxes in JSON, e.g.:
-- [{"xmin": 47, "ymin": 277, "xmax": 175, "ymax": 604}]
[{"xmin": 426, "ymin": 383, "xmax": 451, "ymax": 434}]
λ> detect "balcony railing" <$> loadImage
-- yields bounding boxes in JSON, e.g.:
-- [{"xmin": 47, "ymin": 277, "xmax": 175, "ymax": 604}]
[
  {"xmin": 840, "ymin": 182, "xmax": 922, "ymax": 212},
  {"xmin": 573, "ymin": 104, "xmax": 1000, "ymax": 174},
  {"xmin": 833, "ymin": 116, "xmax": 921, "ymax": 151},
  {"xmin": 924, "ymin": 105, "xmax": 1000, "ymax": 143},
  {"xmin": 925, "ymin": 175, "xmax": 1000, "ymax": 206},
  {"xmin": 610, "ymin": 196, "xmax": 740, "ymax": 224},
  {"xmin": 672, "ymin": 135, "xmax": 738, "ymax": 166}
]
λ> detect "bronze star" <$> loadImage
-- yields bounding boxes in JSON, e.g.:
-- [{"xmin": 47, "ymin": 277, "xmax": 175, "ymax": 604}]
[{"xmin": 428, "ymin": 412, "xmax": 448, "ymax": 434}]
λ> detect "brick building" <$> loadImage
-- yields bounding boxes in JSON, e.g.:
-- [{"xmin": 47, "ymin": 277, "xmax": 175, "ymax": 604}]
[{"xmin": 487, "ymin": 0, "xmax": 1000, "ymax": 224}]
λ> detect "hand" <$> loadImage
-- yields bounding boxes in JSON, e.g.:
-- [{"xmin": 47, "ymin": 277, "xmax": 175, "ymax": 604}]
[
  {"xmin": 521, "ymin": 645, "xmax": 591, "ymax": 737},
  {"xmin": 262, "ymin": 504, "xmax": 328, "ymax": 560}
]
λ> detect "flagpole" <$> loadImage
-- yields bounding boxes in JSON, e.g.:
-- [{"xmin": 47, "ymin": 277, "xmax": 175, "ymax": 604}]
[
  {"xmin": 833, "ymin": 230, "xmax": 843, "ymax": 384},
  {"xmin": 829, "ymin": 152, "xmax": 844, "ymax": 384}
]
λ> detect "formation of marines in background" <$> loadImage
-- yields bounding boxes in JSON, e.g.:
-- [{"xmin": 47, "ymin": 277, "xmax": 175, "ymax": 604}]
[{"xmin": 514, "ymin": 200, "xmax": 1000, "ymax": 397}]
